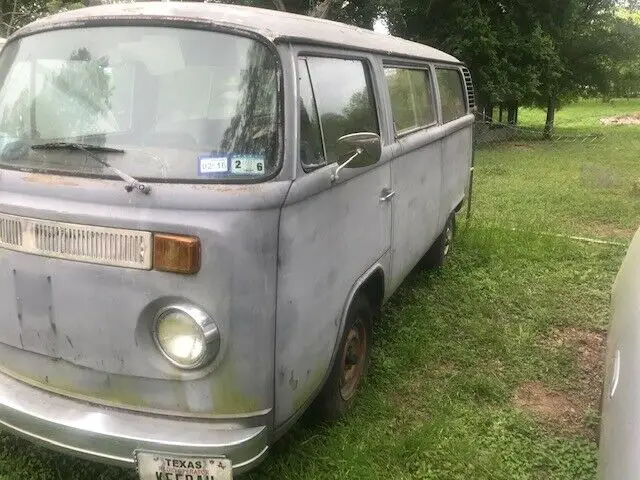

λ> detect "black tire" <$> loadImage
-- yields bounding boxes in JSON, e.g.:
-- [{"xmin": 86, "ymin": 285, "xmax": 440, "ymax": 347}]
[
  {"xmin": 311, "ymin": 294, "xmax": 373, "ymax": 423},
  {"xmin": 422, "ymin": 213, "xmax": 456, "ymax": 269}
]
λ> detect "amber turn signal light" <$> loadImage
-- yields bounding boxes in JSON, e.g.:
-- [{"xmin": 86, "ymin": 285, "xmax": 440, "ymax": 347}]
[{"xmin": 153, "ymin": 234, "xmax": 201, "ymax": 274}]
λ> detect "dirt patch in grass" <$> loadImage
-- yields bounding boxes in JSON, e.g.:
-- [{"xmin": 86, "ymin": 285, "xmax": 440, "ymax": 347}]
[
  {"xmin": 515, "ymin": 328, "xmax": 606, "ymax": 439},
  {"xmin": 513, "ymin": 381, "xmax": 582, "ymax": 431},
  {"xmin": 583, "ymin": 221, "xmax": 635, "ymax": 241},
  {"xmin": 600, "ymin": 112, "xmax": 640, "ymax": 125}
]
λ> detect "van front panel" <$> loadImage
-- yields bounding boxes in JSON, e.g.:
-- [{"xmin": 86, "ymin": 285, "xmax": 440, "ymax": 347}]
[
  {"xmin": 0, "ymin": 23, "xmax": 289, "ymax": 418},
  {"xmin": 0, "ymin": 171, "xmax": 287, "ymax": 416}
]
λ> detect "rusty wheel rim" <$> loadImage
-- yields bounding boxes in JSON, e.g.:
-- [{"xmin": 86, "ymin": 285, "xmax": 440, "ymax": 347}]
[{"xmin": 339, "ymin": 318, "xmax": 367, "ymax": 401}]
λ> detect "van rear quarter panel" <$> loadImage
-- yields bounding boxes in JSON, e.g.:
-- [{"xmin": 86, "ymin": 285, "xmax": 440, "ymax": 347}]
[{"xmin": 442, "ymin": 116, "xmax": 474, "ymax": 215}]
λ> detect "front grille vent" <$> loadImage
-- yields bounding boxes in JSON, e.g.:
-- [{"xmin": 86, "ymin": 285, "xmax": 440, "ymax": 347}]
[{"xmin": 0, "ymin": 212, "xmax": 152, "ymax": 269}]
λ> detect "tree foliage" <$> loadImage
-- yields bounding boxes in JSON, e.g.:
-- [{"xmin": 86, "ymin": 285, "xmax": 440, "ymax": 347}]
[
  {"xmin": 0, "ymin": 0, "xmax": 83, "ymax": 37},
  {"xmin": 206, "ymin": 0, "xmax": 380, "ymax": 28},
  {"xmin": 384, "ymin": 0, "xmax": 640, "ymax": 133},
  {"xmin": 2, "ymin": 0, "xmax": 639, "ymax": 136}
]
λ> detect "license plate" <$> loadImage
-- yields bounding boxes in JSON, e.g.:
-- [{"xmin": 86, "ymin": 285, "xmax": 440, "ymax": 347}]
[{"xmin": 136, "ymin": 451, "xmax": 233, "ymax": 480}]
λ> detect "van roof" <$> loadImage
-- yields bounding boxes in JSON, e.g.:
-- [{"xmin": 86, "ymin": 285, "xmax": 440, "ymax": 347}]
[{"xmin": 14, "ymin": 2, "xmax": 461, "ymax": 65}]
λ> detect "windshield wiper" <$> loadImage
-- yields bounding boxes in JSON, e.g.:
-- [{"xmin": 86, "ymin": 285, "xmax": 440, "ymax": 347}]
[{"xmin": 31, "ymin": 142, "xmax": 151, "ymax": 195}]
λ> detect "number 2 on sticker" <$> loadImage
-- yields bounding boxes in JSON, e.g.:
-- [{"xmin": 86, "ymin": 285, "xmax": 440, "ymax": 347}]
[{"xmin": 232, "ymin": 157, "xmax": 264, "ymax": 174}]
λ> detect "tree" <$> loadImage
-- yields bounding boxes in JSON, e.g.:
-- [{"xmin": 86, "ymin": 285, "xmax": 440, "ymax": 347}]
[
  {"xmin": 383, "ymin": 0, "xmax": 561, "ymax": 125},
  {"xmin": 609, "ymin": 8, "xmax": 640, "ymax": 98},
  {"xmin": 383, "ymin": 0, "xmax": 640, "ymax": 136},
  {"xmin": 0, "ymin": 0, "xmax": 83, "ymax": 38},
  {"xmin": 531, "ymin": 0, "xmax": 640, "ymax": 136},
  {"xmin": 206, "ymin": 0, "xmax": 380, "ymax": 27}
]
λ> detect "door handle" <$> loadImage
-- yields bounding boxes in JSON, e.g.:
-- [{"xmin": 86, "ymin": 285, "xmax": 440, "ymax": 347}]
[{"xmin": 380, "ymin": 188, "xmax": 396, "ymax": 202}]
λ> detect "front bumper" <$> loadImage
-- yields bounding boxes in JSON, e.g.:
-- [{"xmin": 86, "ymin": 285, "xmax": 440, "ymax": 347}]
[{"xmin": 0, "ymin": 370, "xmax": 269, "ymax": 474}]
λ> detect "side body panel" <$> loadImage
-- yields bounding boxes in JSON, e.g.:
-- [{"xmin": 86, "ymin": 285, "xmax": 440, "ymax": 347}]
[
  {"xmin": 441, "ymin": 116, "xmax": 475, "ymax": 216},
  {"xmin": 274, "ymin": 46, "xmax": 393, "ymax": 426},
  {"xmin": 388, "ymin": 126, "xmax": 444, "ymax": 291},
  {"xmin": 434, "ymin": 64, "xmax": 475, "ymax": 218}
]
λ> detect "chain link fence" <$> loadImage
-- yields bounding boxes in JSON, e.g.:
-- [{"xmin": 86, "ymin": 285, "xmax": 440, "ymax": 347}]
[
  {"xmin": 464, "ymin": 101, "xmax": 640, "ymax": 232},
  {"xmin": 473, "ymin": 112, "xmax": 608, "ymax": 148}
]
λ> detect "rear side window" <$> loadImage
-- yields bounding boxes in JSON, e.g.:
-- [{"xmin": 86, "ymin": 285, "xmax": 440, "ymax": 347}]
[
  {"xmin": 304, "ymin": 57, "xmax": 378, "ymax": 166},
  {"xmin": 384, "ymin": 67, "xmax": 435, "ymax": 135},
  {"xmin": 436, "ymin": 68, "xmax": 466, "ymax": 123}
]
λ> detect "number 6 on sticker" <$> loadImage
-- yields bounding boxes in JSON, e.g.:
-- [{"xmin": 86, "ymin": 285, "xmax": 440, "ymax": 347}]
[{"xmin": 232, "ymin": 156, "xmax": 265, "ymax": 174}]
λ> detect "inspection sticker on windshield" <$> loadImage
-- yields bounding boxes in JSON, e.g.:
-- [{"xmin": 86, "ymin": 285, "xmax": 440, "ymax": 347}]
[
  {"xmin": 198, "ymin": 156, "xmax": 229, "ymax": 175},
  {"xmin": 135, "ymin": 451, "xmax": 232, "ymax": 480},
  {"xmin": 230, "ymin": 154, "xmax": 265, "ymax": 175}
]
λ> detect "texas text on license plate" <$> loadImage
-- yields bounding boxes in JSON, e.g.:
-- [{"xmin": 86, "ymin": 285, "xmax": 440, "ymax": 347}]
[{"xmin": 136, "ymin": 451, "xmax": 233, "ymax": 480}]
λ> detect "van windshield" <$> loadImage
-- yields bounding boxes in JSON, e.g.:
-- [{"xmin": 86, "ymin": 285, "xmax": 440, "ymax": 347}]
[{"xmin": 0, "ymin": 27, "xmax": 280, "ymax": 182}]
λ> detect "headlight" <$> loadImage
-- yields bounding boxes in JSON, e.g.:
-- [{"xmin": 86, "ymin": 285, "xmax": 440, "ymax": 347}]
[{"xmin": 153, "ymin": 305, "xmax": 220, "ymax": 370}]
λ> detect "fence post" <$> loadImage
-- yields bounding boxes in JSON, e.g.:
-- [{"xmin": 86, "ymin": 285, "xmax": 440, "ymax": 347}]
[{"xmin": 466, "ymin": 118, "xmax": 477, "ymax": 226}]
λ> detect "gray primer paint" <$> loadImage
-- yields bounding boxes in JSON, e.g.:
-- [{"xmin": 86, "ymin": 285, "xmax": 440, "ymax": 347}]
[{"xmin": 0, "ymin": 3, "xmax": 474, "ymax": 472}]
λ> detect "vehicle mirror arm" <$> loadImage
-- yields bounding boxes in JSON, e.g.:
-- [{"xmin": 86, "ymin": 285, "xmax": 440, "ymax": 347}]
[{"xmin": 330, "ymin": 148, "xmax": 363, "ymax": 183}]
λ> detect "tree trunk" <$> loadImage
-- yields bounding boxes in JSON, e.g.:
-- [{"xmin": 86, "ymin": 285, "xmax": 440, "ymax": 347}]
[
  {"xmin": 309, "ymin": 0, "xmax": 336, "ymax": 18},
  {"xmin": 485, "ymin": 103, "xmax": 494, "ymax": 124},
  {"xmin": 507, "ymin": 104, "xmax": 517, "ymax": 125},
  {"xmin": 499, "ymin": 105, "xmax": 504, "ymax": 123},
  {"xmin": 544, "ymin": 97, "xmax": 556, "ymax": 139},
  {"xmin": 271, "ymin": 0, "xmax": 287, "ymax": 11}
]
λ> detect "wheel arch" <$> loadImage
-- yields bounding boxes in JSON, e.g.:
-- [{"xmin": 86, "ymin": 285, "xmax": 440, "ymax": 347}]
[
  {"xmin": 272, "ymin": 262, "xmax": 388, "ymax": 439},
  {"xmin": 332, "ymin": 263, "xmax": 385, "ymax": 359}
]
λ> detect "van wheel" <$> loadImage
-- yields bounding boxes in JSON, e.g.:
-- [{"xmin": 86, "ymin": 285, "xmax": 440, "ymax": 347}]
[
  {"xmin": 422, "ymin": 214, "xmax": 455, "ymax": 269},
  {"xmin": 311, "ymin": 294, "xmax": 373, "ymax": 423}
]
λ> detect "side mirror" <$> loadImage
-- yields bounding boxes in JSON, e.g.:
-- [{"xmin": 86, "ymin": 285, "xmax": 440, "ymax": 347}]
[{"xmin": 331, "ymin": 132, "xmax": 381, "ymax": 182}]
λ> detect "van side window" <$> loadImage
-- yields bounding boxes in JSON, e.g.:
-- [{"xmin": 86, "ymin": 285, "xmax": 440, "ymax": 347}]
[
  {"xmin": 305, "ymin": 57, "xmax": 379, "ymax": 165},
  {"xmin": 298, "ymin": 59, "xmax": 326, "ymax": 171},
  {"xmin": 436, "ymin": 68, "xmax": 466, "ymax": 123},
  {"xmin": 384, "ymin": 67, "xmax": 436, "ymax": 135}
]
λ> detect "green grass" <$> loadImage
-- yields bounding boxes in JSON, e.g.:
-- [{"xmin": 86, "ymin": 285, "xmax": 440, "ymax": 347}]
[
  {"xmin": 474, "ymin": 127, "xmax": 640, "ymax": 242},
  {"xmin": 518, "ymin": 97, "xmax": 640, "ymax": 130},
  {"xmin": 2, "ymin": 99, "xmax": 639, "ymax": 479}
]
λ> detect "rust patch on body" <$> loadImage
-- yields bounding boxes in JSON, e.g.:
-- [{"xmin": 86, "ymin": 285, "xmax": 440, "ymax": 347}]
[
  {"xmin": 189, "ymin": 183, "xmax": 261, "ymax": 193},
  {"xmin": 22, "ymin": 173, "xmax": 80, "ymax": 186}
]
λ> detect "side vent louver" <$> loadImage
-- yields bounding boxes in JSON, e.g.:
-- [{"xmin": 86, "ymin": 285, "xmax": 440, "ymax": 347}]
[{"xmin": 462, "ymin": 67, "xmax": 476, "ymax": 111}]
